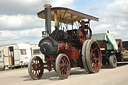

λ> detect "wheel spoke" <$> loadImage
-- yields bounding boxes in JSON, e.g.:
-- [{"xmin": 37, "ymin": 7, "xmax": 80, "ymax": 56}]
[
  {"xmin": 92, "ymin": 63, "xmax": 97, "ymax": 69},
  {"xmin": 92, "ymin": 47, "xmax": 97, "ymax": 52},
  {"xmin": 60, "ymin": 66, "xmax": 64, "ymax": 72},
  {"xmin": 28, "ymin": 56, "xmax": 44, "ymax": 80},
  {"xmin": 82, "ymin": 40, "xmax": 102, "ymax": 73},
  {"xmin": 63, "ymin": 57, "xmax": 66, "ymax": 63},
  {"xmin": 94, "ymin": 57, "xmax": 99, "ymax": 61},
  {"xmin": 91, "ymin": 44, "xmax": 101, "ymax": 71},
  {"xmin": 90, "ymin": 48, "xmax": 93, "ymax": 63},
  {"xmin": 56, "ymin": 54, "xmax": 70, "ymax": 79},
  {"xmin": 60, "ymin": 63, "xmax": 64, "ymax": 67},
  {"xmin": 32, "ymin": 67, "xmax": 36, "ymax": 70},
  {"xmin": 32, "ymin": 62, "xmax": 36, "ymax": 66},
  {"xmin": 63, "ymin": 69, "xmax": 67, "ymax": 76},
  {"xmin": 65, "ymin": 59, "xmax": 69, "ymax": 64},
  {"xmin": 34, "ymin": 70, "xmax": 38, "ymax": 78},
  {"xmin": 32, "ymin": 62, "xmax": 37, "ymax": 70},
  {"xmin": 61, "ymin": 58, "xmax": 65, "ymax": 64}
]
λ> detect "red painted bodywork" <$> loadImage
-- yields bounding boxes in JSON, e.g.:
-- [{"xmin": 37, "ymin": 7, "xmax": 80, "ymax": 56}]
[
  {"xmin": 57, "ymin": 41, "xmax": 79, "ymax": 60},
  {"xmin": 43, "ymin": 29, "xmax": 87, "ymax": 71},
  {"xmin": 65, "ymin": 49, "xmax": 79, "ymax": 60}
]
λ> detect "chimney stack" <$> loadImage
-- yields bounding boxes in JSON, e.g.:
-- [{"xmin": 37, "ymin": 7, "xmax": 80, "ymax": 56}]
[{"xmin": 43, "ymin": 4, "xmax": 52, "ymax": 34}]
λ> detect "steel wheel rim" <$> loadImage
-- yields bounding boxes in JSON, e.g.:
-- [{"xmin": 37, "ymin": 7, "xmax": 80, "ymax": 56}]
[
  {"xmin": 28, "ymin": 56, "xmax": 44, "ymax": 79},
  {"xmin": 56, "ymin": 54, "xmax": 70, "ymax": 79},
  {"xmin": 82, "ymin": 40, "xmax": 101, "ymax": 73},
  {"xmin": 59, "ymin": 56, "xmax": 70, "ymax": 77},
  {"xmin": 89, "ymin": 42, "xmax": 101, "ymax": 72},
  {"xmin": 113, "ymin": 57, "xmax": 117, "ymax": 64}
]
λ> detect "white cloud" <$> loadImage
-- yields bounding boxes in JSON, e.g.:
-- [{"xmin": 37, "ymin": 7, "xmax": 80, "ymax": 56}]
[
  {"xmin": 0, "ymin": 28, "xmax": 43, "ymax": 46},
  {"xmin": 51, "ymin": 0, "xmax": 76, "ymax": 9},
  {"xmin": 0, "ymin": 0, "xmax": 44, "ymax": 15},
  {"xmin": 109, "ymin": 31, "xmax": 117, "ymax": 36},
  {"xmin": 0, "ymin": 0, "xmax": 76, "ymax": 46},
  {"xmin": 1, "ymin": 0, "xmax": 128, "ymax": 46},
  {"xmin": 0, "ymin": 0, "xmax": 76, "ymax": 15},
  {"xmin": 91, "ymin": 0, "xmax": 128, "ymax": 41},
  {"xmin": 0, "ymin": 0, "xmax": 76, "ymax": 31},
  {"xmin": 107, "ymin": 0, "xmax": 128, "ymax": 13},
  {"xmin": 0, "ymin": 31, "xmax": 16, "ymax": 40},
  {"xmin": 0, "ymin": 15, "xmax": 22, "ymax": 28},
  {"xmin": 0, "ymin": 15, "xmax": 44, "ymax": 30},
  {"xmin": 95, "ymin": 24, "xmax": 112, "ymax": 31}
]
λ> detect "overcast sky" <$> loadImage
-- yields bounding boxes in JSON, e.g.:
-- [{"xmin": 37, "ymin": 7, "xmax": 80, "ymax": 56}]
[{"xmin": 0, "ymin": 0, "xmax": 128, "ymax": 46}]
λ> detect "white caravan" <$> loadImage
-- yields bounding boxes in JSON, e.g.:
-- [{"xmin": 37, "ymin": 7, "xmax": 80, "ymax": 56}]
[
  {"xmin": 0, "ymin": 43, "xmax": 31, "ymax": 69},
  {"xmin": 30, "ymin": 44, "xmax": 45, "ymax": 62}
]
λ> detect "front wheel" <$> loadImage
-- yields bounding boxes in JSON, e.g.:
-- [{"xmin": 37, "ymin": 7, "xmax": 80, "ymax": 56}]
[
  {"xmin": 28, "ymin": 56, "xmax": 44, "ymax": 80},
  {"xmin": 55, "ymin": 53, "xmax": 71, "ymax": 79}
]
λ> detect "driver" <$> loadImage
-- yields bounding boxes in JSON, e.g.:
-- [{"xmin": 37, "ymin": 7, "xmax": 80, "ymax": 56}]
[{"xmin": 79, "ymin": 20, "xmax": 90, "ymax": 34}]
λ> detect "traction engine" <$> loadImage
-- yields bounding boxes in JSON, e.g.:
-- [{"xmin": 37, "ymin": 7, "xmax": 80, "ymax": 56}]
[{"xmin": 28, "ymin": 4, "xmax": 102, "ymax": 80}]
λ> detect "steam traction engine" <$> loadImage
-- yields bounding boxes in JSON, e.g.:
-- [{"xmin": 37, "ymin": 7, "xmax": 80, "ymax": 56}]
[{"xmin": 28, "ymin": 4, "xmax": 102, "ymax": 79}]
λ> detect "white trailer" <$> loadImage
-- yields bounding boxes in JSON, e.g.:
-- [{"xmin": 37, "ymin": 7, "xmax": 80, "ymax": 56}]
[
  {"xmin": 30, "ymin": 44, "xmax": 45, "ymax": 62},
  {"xmin": 0, "ymin": 43, "xmax": 32, "ymax": 69}
]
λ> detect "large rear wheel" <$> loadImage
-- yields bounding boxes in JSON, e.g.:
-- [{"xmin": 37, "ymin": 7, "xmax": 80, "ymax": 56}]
[
  {"xmin": 55, "ymin": 53, "xmax": 71, "ymax": 79},
  {"xmin": 28, "ymin": 56, "xmax": 44, "ymax": 80},
  {"xmin": 82, "ymin": 39, "xmax": 102, "ymax": 73}
]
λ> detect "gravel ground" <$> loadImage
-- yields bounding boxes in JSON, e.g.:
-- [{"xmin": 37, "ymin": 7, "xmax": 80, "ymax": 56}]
[{"xmin": 0, "ymin": 62, "xmax": 128, "ymax": 85}]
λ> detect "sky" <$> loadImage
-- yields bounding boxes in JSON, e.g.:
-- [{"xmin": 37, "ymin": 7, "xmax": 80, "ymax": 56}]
[{"xmin": 0, "ymin": 0, "xmax": 128, "ymax": 46}]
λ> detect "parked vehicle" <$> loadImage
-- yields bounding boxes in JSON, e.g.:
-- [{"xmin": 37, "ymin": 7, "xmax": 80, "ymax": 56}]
[
  {"xmin": 122, "ymin": 41, "xmax": 128, "ymax": 50},
  {"xmin": 0, "ymin": 43, "xmax": 31, "ymax": 70},
  {"xmin": 92, "ymin": 33, "xmax": 128, "ymax": 68},
  {"xmin": 116, "ymin": 40, "xmax": 128, "ymax": 61},
  {"xmin": 30, "ymin": 44, "xmax": 45, "ymax": 62}
]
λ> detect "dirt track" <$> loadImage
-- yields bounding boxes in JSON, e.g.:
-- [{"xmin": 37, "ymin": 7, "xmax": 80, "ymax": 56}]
[{"xmin": 0, "ymin": 62, "xmax": 128, "ymax": 85}]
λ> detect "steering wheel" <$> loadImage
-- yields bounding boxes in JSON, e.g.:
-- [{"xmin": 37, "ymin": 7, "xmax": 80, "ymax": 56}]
[
  {"xmin": 87, "ymin": 27, "xmax": 92, "ymax": 39},
  {"xmin": 77, "ymin": 27, "xmax": 92, "ymax": 46}
]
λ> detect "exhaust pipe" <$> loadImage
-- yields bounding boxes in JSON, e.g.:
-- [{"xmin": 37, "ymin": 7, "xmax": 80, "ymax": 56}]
[{"xmin": 43, "ymin": 4, "xmax": 52, "ymax": 34}]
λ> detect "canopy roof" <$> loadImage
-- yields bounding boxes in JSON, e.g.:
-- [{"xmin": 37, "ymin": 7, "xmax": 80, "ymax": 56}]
[{"xmin": 37, "ymin": 7, "xmax": 99, "ymax": 24}]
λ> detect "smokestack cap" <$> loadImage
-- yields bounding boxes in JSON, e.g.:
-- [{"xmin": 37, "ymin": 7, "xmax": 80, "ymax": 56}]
[{"xmin": 43, "ymin": 4, "xmax": 52, "ymax": 8}]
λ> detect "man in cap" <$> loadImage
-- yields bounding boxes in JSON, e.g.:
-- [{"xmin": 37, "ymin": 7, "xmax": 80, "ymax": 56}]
[{"xmin": 79, "ymin": 20, "xmax": 90, "ymax": 34}]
